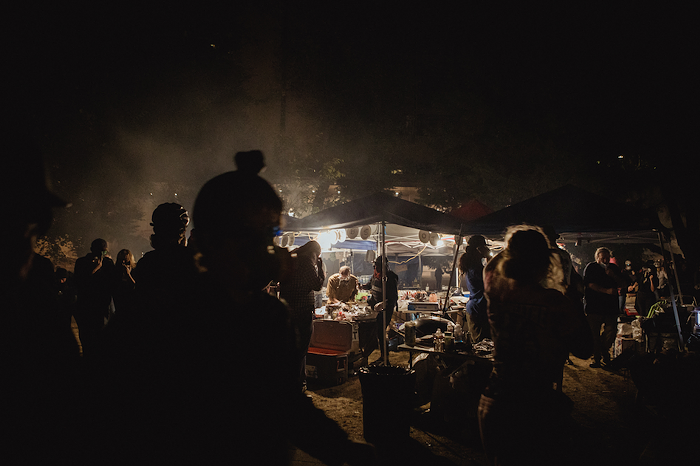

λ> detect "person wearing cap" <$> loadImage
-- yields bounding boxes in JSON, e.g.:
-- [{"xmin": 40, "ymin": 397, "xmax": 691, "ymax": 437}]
[
  {"xmin": 132, "ymin": 202, "xmax": 199, "ymax": 295},
  {"xmin": 458, "ymin": 235, "xmax": 492, "ymax": 343},
  {"xmin": 91, "ymin": 151, "xmax": 376, "ymax": 465}
]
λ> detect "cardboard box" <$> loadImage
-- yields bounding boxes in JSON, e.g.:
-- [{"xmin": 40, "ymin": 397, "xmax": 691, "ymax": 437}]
[
  {"xmin": 614, "ymin": 336, "xmax": 642, "ymax": 358},
  {"xmin": 306, "ymin": 347, "xmax": 348, "ymax": 386}
]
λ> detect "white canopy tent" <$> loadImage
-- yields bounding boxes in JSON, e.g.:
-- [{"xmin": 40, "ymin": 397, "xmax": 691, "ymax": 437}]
[{"xmin": 284, "ymin": 192, "xmax": 469, "ymax": 365}]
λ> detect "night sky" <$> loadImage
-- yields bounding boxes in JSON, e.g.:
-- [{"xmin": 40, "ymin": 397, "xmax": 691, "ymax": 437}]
[{"xmin": 4, "ymin": 1, "xmax": 694, "ymax": 258}]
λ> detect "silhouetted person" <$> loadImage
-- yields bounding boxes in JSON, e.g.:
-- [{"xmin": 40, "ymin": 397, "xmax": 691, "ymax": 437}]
[
  {"xmin": 620, "ymin": 260, "xmax": 637, "ymax": 313},
  {"xmin": 74, "ymin": 238, "xmax": 114, "ymax": 358},
  {"xmin": 543, "ymin": 225, "xmax": 590, "ymax": 365},
  {"xmin": 55, "ymin": 267, "xmax": 77, "ymax": 327},
  {"xmin": 1, "ymin": 140, "xmax": 78, "ymax": 463},
  {"xmin": 635, "ymin": 260, "xmax": 658, "ymax": 317},
  {"xmin": 434, "ymin": 264, "xmax": 444, "ymax": 291},
  {"xmin": 362, "ymin": 255, "xmax": 399, "ymax": 364},
  {"xmin": 479, "ymin": 225, "xmax": 592, "ymax": 466},
  {"xmin": 584, "ymin": 247, "xmax": 625, "ymax": 368},
  {"xmin": 133, "ymin": 202, "xmax": 198, "ymax": 294},
  {"xmin": 279, "ymin": 240, "xmax": 325, "ymax": 391},
  {"xmin": 91, "ymin": 150, "xmax": 375, "ymax": 465},
  {"xmin": 459, "ymin": 235, "xmax": 492, "ymax": 343},
  {"xmin": 111, "ymin": 249, "xmax": 137, "ymax": 316}
]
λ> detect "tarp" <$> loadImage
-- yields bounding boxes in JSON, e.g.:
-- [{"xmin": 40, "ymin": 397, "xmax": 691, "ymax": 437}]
[
  {"xmin": 449, "ymin": 199, "xmax": 493, "ymax": 222},
  {"xmin": 285, "ymin": 192, "xmax": 463, "ymax": 235},
  {"xmin": 460, "ymin": 184, "xmax": 658, "ymax": 243}
]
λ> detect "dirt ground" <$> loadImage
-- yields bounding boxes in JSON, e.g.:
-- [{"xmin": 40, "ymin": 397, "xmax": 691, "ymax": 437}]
[{"xmin": 292, "ymin": 349, "xmax": 697, "ymax": 466}]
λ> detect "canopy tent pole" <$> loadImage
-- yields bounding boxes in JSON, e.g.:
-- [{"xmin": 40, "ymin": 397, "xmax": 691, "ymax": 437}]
[
  {"xmin": 657, "ymin": 230, "xmax": 685, "ymax": 351},
  {"xmin": 660, "ymin": 231, "xmax": 685, "ymax": 305},
  {"xmin": 442, "ymin": 226, "xmax": 464, "ymax": 316},
  {"xmin": 418, "ymin": 254, "xmax": 423, "ymax": 289},
  {"xmin": 380, "ymin": 221, "xmax": 388, "ymax": 366}
]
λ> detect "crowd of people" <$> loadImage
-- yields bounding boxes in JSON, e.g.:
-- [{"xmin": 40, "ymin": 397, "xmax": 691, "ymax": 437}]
[
  {"xmin": 6, "ymin": 140, "xmax": 696, "ymax": 466},
  {"xmin": 3, "ymin": 148, "xmax": 377, "ymax": 465}
]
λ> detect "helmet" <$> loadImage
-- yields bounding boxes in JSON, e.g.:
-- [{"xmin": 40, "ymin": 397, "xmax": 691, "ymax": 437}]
[{"xmin": 151, "ymin": 203, "xmax": 190, "ymax": 232}]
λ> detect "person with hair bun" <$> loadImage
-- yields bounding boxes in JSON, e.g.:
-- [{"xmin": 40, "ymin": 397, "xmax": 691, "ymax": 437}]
[{"xmin": 478, "ymin": 225, "xmax": 592, "ymax": 466}]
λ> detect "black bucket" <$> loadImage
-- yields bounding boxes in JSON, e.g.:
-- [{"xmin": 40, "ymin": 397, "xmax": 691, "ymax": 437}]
[{"xmin": 359, "ymin": 365, "xmax": 416, "ymax": 444}]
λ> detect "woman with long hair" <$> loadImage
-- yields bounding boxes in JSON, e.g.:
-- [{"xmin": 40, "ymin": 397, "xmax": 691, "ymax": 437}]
[
  {"xmin": 112, "ymin": 249, "xmax": 137, "ymax": 316},
  {"xmin": 478, "ymin": 225, "xmax": 592, "ymax": 466}
]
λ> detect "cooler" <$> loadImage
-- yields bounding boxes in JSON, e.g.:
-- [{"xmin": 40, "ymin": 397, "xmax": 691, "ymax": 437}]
[{"xmin": 306, "ymin": 348, "xmax": 349, "ymax": 386}]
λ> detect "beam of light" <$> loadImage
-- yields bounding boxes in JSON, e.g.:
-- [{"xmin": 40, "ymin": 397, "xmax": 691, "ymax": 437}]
[{"xmin": 317, "ymin": 231, "xmax": 333, "ymax": 250}]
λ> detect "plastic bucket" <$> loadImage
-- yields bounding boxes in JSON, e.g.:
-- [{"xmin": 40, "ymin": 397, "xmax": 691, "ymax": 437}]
[{"xmin": 359, "ymin": 365, "xmax": 416, "ymax": 443}]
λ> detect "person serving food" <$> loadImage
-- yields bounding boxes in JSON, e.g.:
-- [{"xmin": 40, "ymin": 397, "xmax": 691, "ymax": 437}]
[{"xmin": 326, "ymin": 266, "xmax": 359, "ymax": 303}]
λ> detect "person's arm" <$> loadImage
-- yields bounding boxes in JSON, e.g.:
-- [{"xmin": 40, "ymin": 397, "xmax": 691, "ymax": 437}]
[
  {"xmin": 326, "ymin": 276, "xmax": 338, "ymax": 301},
  {"xmin": 302, "ymin": 257, "xmax": 325, "ymax": 292},
  {"xmin": 587, "ymin": 283, "xmax": 616, "ymax": 295},
  {"xmin": 350, "ymin": 277, "xmax": 359, "ymax": 301},
  {"xmin": 584, "ymin": 263, "xmax": 615, "ymax": 295}
]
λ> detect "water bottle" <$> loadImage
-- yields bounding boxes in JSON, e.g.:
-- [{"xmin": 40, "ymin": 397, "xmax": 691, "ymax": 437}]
[
  {"xmin": 405, "ymin": 321, "xmax": 416, "ymax": 346},
  {"xmin": 454, "ymin": 323, "xmax": 463, "ymax": 343},
  {"xmin": 444, "ymin": 331, "xmax": 454, "ymax": 352},
  {"xmin": 434, "ymin": 328, "xmax": 444, "ymax": 352}
]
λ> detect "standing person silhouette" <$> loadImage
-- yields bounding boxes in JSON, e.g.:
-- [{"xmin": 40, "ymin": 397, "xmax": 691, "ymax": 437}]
[
  {"xmin": 583, "ymin": 247, "xmax": 625, "ymax": 368},
  {"xmin": 111, "ymin": 249, "xmax": 137, "ymax": 316},
  {"xmin": 2, "ymin": 140, "xmax": 78, "ymax": 463},
  {"xmin": 279, "ymin": 240, "xmax": 325, "ymax": 391},
  {"xmin": 133, "ymin": 202, "xmax": 198, "ymax": 294},
  {"xmin": 361, "ymin": 256, "xmax": 399, "ymax": 365},
  {"xmin": 459, "ymin": 235, "xmax": 492, "ymax": 343},
  {"xmin": 73, "ymin": 238, "xmax": 114, "ymax": 358},
  {"xmin": 479, "ymin": 225, "xmax": 592, "ymax": 466}
]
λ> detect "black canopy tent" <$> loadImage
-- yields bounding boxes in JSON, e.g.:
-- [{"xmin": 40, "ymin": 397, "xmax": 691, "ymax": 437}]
[
  {"xmin": 285, "ymin": 192, "xmax": 466, "ymax": 365},
  {"xmin": 286, "ymin": 192, "xmax": 463, "ymax": 234},
  {"xmin": 459, "ymin": 184, "xmax": 690, "ymax": 348},
  {"xmin": 459, "ymin": 184, "xmax": 657, "ymax": 241}
]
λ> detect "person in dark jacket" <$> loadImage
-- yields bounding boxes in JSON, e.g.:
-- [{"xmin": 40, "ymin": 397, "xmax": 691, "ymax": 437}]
[
  {"xmin": 362, "ymin": 255, "xmax": 399, "ymax": 364},
  {"xmin": 279, "ymin": 240, "xmax": 325, "ymax": 390},
  {"xmin": 73, "ymin": 238, "xmax": 114, "ymax": 358},
  {"xmin": 459, "ymin": 235, "xmax": 492, "ymax": 343},
  {"xmin": 2, "ymin": 141, "xmax": 78, "ymax": 463},
  {"xmin": 133, "ymin": 202, "xmax": 199, "ymax": 295},
  {"xmin": 583, "ymin": 247, "xmax": 626, "ymax": 368}
]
